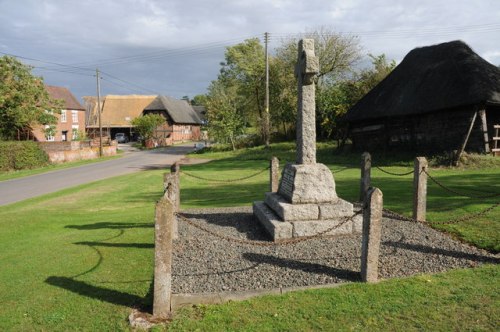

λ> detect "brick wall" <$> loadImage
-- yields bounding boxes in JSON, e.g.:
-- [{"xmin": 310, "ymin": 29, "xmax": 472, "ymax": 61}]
[{"xmin": 37, "ymin": 141, "xmax": 116, "ymax": 163}]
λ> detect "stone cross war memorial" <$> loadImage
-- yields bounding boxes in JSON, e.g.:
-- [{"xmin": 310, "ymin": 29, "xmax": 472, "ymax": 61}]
[{"xmin": 253, "ymin": 39, "xmax": 361, "ymax": 241}]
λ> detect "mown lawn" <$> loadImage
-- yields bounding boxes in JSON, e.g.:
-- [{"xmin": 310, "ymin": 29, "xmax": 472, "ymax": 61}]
[
  {"xmin": 0, "ymin": 142, "xmax": 498, "ymax": 331},
  {"xmin": 0, "ymin": 153, "xmax": 123, "ymax": 182}
]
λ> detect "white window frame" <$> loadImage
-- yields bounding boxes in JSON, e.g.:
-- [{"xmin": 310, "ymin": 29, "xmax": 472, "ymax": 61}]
[
  {"xmin": 72, "ymin": 125, "xmax": 79, "ymax": 140},
  {"xmin": 44, "ymin": 125, "xmax": 55, "ymax": 141},
  {"xmin": 72, "ymin": 110, "xmax": 78, "ymax": 123},
  {"xmin": 61, "ymin": 110, "xmax": 67, "ymax": 123}
]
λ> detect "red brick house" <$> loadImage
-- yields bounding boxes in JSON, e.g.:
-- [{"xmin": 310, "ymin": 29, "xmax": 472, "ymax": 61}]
[
  {"xmin": 143, "ymin": 95, "xmax": 202, "ymax": 145},
  {"xmin": 32, "ymin": 85, "xmax": 86, "ymax": 142}
]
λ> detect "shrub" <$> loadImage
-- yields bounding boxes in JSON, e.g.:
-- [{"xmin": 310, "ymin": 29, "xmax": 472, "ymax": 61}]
[{"xmin": 0, "ymin": 141, "xmax": 49, "ymax": 171}]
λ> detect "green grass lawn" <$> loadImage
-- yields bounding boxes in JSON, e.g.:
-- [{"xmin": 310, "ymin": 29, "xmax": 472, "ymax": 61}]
[
  {"xmin": 0, "ymin": 142, "xmax": 498, "ymax": 331},
  {"xmin": 0, "ymin": 153, "xmax": 123, "ymax": 182}
]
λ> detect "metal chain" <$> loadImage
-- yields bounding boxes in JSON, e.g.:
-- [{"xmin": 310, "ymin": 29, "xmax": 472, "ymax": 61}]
[
  {"xmin": 375, "ymin": 166, "xmax": 415, "ymax": 176},
  {"xmin": 181, "ymin": 166, "xmax": 270, "ymax": 183},
  {"xmin": 383, "ymin": 201, "xmax": 499, "ymax": 225},
  {"xmin": 427, "ymin": 201, "xmax": 500, "ymax": 225},
  {"xmin": 331, "ymin": 167, "xmax": 350, "ymax": 174},
  {"xmin": 424, "ymin": 170, "xmax": 500, "ymax": 199},
  {"xmin": 176, "ymin": 209, "xmax": 363, "ymax": 247}
]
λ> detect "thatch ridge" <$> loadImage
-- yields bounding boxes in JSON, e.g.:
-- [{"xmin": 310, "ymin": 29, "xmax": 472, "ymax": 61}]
[{"xmin": 345, "ymin": 40, "xmax": 500, "ymax": 122}]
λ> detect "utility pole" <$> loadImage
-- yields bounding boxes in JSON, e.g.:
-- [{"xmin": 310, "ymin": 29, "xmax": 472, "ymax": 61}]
[
  {"xmin": 96, "ymin": 68, "xmax": 103, "ymax": 157},
  {"xmin": 264, "ymin": 32, "xmax": 270, "ymax": 148}
]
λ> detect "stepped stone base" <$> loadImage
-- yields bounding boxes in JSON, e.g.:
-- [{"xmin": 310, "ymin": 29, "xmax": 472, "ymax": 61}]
[{"xmin": 253, "ymin": 195, "xmax": 362, "ymax": 241}]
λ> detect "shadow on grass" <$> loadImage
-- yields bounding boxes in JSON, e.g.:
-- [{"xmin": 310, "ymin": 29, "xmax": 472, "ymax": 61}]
[
  {"xmin": 74, "ymin": 241, "xmax": 154, "ymax": 249},
  {"xmin": 383, "ymin": 241, "xmax": 500, "ymax": 264},
  {"xmin": 45, "ymin": 276, "xmax": 152, "ymax": 310},
  {"xmin": 65, "ymin": 222, "xmax": 153, "ymax": 230},
  {"xmin": 242, "ymin": 252, "xmax": 360, "ymax": 282}
]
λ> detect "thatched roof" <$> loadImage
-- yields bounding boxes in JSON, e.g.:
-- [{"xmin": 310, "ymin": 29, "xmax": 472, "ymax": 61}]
[
  {"xmin": 144, "ymin": 96, "xmax": 202, "ymax": 124},
  {"xmin": 192, "ymin": 105, "xmax": 206, "ymax": 122},
  {"xmin": 85, "ymin": 95, "xmax": 157, "ymax": 128},
  {"xmin": 345, "ymin": 40, "xmax": 500, "ymax": 122},
  {"xmin": 45, "ymin": 85, "xmax": 84, "ymax": 111}
]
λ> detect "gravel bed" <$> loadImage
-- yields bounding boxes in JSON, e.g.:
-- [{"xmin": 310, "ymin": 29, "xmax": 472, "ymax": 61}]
[{"xmin": 172, "ymin": 206, "xmax": 498, "ymax": 294}]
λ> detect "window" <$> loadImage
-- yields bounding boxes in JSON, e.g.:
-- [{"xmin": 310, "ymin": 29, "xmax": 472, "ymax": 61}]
[
  {"xmin": 61, "ymin": 110, "xmax": 67, "ymax": 123},
  {"xmin": 72, "ymin": 110, "xmax": 78, "ymax": 123},
  {"xmin": 45, "ymin": 125, "xmax": 55, "ymax": 141},
  {"xmin": 72, "ymin": 125, "xmax": 79, "ymax": 140}
]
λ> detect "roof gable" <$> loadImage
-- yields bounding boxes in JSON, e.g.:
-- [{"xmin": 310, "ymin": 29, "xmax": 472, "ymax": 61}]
[
  {"xmin": 144, "ymin": 96, "xmax": 202, "ymax": 124},
  {"xmin": 85, "ymin": 95, "xmax": 157, "ymax": 127},
  {"xmin": 45, "ymin": 85, "xmax": 84, "ymax": 110},
  {"xmin": 345, "ymin": 40, "xmax": 500, "ymax": 122}
]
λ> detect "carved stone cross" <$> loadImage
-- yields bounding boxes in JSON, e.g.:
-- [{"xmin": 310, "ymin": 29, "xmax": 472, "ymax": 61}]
[{"xmin": 295, "ymin": 39, "xmax": 319, "ymax": 165}]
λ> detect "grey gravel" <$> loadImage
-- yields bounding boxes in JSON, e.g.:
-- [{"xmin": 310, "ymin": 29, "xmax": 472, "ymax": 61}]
[{"xmin": 172, "ymin": 206, "xmax": 498, "ymax": 294}]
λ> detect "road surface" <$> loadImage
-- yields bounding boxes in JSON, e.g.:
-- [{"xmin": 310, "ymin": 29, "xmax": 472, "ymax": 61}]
[{"xmin": 0, "ymin": 144, "xmax": 194, "ymax": 206}]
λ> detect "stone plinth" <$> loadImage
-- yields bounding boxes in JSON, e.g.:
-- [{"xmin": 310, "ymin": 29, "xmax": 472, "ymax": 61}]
[{"xmin": 254, "ymin": 164, "xmax": 360, "ymax": 241}]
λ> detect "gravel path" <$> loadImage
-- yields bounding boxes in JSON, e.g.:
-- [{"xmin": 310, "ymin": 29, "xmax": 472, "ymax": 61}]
[{"xmin": 172, "ymin": 206, "xmax": 498, "ymax": 294}]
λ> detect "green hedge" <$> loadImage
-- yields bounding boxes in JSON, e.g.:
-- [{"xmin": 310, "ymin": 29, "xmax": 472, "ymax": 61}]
[{"xmin": 0, "ymin": 141, "xmax": 49, "ymax": 171}]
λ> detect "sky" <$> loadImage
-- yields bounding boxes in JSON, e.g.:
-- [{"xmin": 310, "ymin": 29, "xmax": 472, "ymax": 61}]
[{"xmin": 0, "ymin": 0, "xmax": 499, "ymax": 103}]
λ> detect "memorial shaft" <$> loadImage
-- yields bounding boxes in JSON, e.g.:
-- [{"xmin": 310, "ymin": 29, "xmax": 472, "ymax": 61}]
[{"xmin": 296, "ymin": 39, "xmax": 319, "ymax": 165}]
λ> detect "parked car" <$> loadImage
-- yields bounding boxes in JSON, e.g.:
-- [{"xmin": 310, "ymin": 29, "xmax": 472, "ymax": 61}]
[{"xmin": 115, "ymin": 133, "xmax": 129, "ymax": 143}]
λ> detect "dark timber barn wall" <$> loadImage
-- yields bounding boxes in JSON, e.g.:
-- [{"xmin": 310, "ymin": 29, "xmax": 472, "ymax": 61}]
[
  {"xmin": 350, "ymin": 105, "xmax": 500, "ymax": 152},
  {"xmin": 345, "ymin": 40, "xmax": 500, "ymax": 154}
]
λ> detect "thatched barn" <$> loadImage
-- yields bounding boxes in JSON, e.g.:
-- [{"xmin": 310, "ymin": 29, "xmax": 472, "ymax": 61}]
[
  {"xmin": 345, "ymin": 40, "xmax": 500, "ymax": 155},
  {"xmin": 143, "ymin": 95, "xmax": 202, "ymax": 145}
]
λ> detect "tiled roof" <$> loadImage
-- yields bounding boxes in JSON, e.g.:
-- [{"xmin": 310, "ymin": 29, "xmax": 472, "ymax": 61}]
[{"xmin": 45, "ymin": 85, "xmax": 84, "ymax": 111}]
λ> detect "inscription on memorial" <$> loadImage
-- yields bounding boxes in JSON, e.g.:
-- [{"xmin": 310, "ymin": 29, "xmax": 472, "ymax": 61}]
[{"xmin": 278, "ymin": 166, "xmax": 296, "ymax": 199}]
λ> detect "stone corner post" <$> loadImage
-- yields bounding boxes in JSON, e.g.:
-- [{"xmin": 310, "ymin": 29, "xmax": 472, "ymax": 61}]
[
  {"xmin": 360, "ymin": 187, "xmax": 383, "ymax": 283},
  {"xmin": 163, "ymin": 173, "xmax": 179, "ymax": 240},
  {"xmin": 413, "ymin": 157, "xmax": 428, "ymax": 222},
  {"xmin": 153, "ymin": 196, "xmax": 174, "ymax": 318},
  {"xmin": 360, "ymin": 152, "xmax": 371, "ymax": 202},
  {"xmin": 270, "ymin": 157, "xmax": 280, "ymax": 192},
  {"xmin": 170, "ymin": 162, "xmax": 181, "ymax": 212}
]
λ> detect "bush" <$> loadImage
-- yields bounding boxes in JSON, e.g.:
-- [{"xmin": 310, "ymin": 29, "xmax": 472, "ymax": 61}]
[{"xmin": 0, "ymin": 141, "xmax": 49, "ymax": 171}]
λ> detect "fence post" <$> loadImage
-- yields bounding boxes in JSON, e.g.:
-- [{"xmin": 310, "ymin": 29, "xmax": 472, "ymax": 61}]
[
  {"xmin": 413, "ymin": 157, "xmax": 428, "ymax": 222},
  {"xmin": 170, "ymin": 162, "xmax": 180, "ymax": 212},
  {"xmin": 270, "ymin": 157, "xmax": 279, "ymax": 192},
  {"xmin": 360, "ymin": 187, "xmax": 383, "ymax": 283},
  {"xmin": 360, "ymin": 152, "xmax": 371, "ymax": 202},
  {"xmin": 153, "ymin": 196, "xmax": 174, "ymax": 318},
  {"xmin": 163, "ymin": 173, "xmax": 179, "ymax": 239}
]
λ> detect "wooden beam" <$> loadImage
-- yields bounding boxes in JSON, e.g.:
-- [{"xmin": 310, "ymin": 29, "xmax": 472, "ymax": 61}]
[
  {"xmin": 455, "ymin": 110, "xmax": 478, "ymax": 166},
  {"xmin": 478, "ymin": 109, "xmax": 490, "ymax": 153}
]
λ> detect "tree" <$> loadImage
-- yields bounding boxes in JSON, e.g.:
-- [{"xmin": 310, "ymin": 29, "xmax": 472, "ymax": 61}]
[
  {"xmin": 205, "ymin": 81, "xmax": 245, "ymax": 150},
  {"xmin": 271, "ymin": 28, "xmax": 362, "ymax": 139},
  {"xmin": 0, "ymin": 56, "xmax": 58, "ymax": 140},
  {"xmin": 191, "ymin": 94, "xmax": 208, "ymax": 106},
  {"xmin": 219, "ymin": 38, "xmax": 267, "ymax": 142},
  {"xmin": 316, "ymin": 53, "xmax": 396, "ymax": 142},
  {"xmin": 131, "ymin": 114, "xmax": 165, "ymax": 141}
]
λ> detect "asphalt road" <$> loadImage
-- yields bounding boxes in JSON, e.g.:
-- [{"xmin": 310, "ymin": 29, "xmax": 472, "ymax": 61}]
[{"xmin": 0, "ymin": 144, "xmax": 194, "ymax": 206}]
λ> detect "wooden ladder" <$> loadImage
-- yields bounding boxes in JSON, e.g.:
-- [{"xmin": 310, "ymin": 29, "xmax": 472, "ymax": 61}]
[{"xmin": 493, "ymin": 125, "xmax": 500, "ymax": 156}]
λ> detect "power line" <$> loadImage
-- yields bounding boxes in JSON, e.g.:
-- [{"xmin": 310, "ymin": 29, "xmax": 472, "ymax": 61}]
[
  {"xmin": 100, "ymin": 76, "xmax": 158, "ymax": 95},
  {"xmin": 271, "ymin": 22, "xmax": 500, "ymax": 40},
  {"xmin": 42, "ymin": 35, "xmax": 260, "ymax": 69},
  {"xmin": 0, "ymin": 50, "xmax": 95, "ymax": 72}
]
